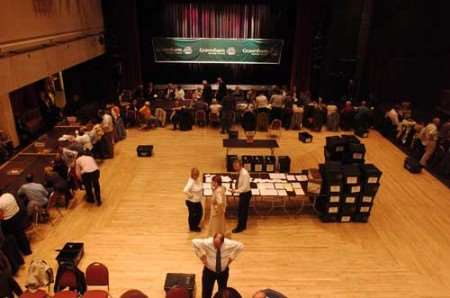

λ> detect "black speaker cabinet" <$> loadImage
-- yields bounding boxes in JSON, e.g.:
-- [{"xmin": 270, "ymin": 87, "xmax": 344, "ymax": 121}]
[{"xmin": 137, "ymin": 145, "xmax": 154, "ymax": 157}]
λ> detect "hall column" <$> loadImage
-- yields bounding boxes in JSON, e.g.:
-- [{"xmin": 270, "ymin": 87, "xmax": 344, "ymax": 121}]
[{"xmin": 0, "ymin": 93, "xmax": 19, "ymax": 147}]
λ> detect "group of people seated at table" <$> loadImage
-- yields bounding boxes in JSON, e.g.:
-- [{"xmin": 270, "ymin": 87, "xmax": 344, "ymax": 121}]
[
  {"xmin": 116, "ymin": 79, "xmax": 374, "ymax": 136},
  {"xmin": 382, "ymin": 101, "xmax": 450, "ymax": 173}
]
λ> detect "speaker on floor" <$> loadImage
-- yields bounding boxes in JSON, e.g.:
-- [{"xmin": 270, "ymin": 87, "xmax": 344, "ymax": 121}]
[{"xmin": 137, "ymin": 145, "xmax": 154, "ymax": 157}]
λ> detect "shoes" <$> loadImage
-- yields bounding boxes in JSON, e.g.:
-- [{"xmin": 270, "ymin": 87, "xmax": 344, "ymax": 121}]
[
  {"xmin": 232, "ymin": 228, "xmax": 244, "ymax": 233},
  {"xmin": 86, "ymin": 200, "xmax": 95, "ymax": 203},
  {"xmin": 97, "ymin": 201, "xmax": 102, "ymax": 206},
  {"xmin": 191, "ymin": 227, "xmax": 201, "ymax": 232}
]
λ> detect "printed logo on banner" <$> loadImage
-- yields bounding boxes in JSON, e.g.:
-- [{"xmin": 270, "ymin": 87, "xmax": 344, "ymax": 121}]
[
  {"xmin": 226, "ymin": 47, "xmax": 236, "ymax": 56},
  {"xmin": 183, "ymin": 47, "xmax": 193, "ymax": 55}
]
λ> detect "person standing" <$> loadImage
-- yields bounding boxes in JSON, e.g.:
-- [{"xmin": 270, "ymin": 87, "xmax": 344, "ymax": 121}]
[
  {"xmin": 100, "ymin": 110, "xmax": 114, "ymax": 158},
  {"xmin": 208, "ymin": 175, "xmax": 226, "ymax": 237},
  {"xmin": 202, "ymin": 80, "xmax": 213, "ymax": 105},
  {"xmin": 184, "ymin": 168, "xmax": 203, "ymax": 232},
  {"xmin": 232, "ymin": 160, "xmax": 251, "ymax": 233},
  {"xmin": 192, "ymin": 233, "xmax": 244, "ymax": 298},
  {"xmin": 75, "ymin": 154, "xmax": 102, "ymax": 205},
  {"xmin": 0, "ymin": 191, "xmax": 32, "ymax": 255},
  {"xmin": 419, "ymin": 117, "xmax": 440, "ymax": 166},
  {"xmin": 220, "ymin": 91, "xmax": 235, "ymax": 134},
  {"xmin": 216, "ymin": 78, "xmax": 227, "ymax": 103}
]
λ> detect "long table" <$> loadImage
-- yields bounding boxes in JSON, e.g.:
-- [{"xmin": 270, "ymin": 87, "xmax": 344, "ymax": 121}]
[
  {"xmin": 223, "ymin": 139, "xmax": 279, "ymax": 156},
  {"xmin": 203, "ymin": 172, "xmax": 314, "ymax": 216},
  {"xmin": 20, "ymin": 127, "xmax": 78, "ymax": 155}
]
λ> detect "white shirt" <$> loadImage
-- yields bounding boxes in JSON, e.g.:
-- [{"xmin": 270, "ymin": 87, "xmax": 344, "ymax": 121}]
[
  {"xmin": 192, "ymin": 237, "xmax": 244, "ymax": 273},
  {"xmin": 75, "ymin": 133, "xmax": 93, "ymax": 151},
  {"xmin": 75, "ymin": 155, "xmax": 99, "ymax": 178},
  {"xmin": 102, "ymin": 114, "xmax": 114, "ymax": 133},
  {"xmin": 386, "ymin": 109, "xmax": 399, "ymax": 127},
  {"xmin": 255, "ymin": 95, "xmax": 269, "ymax": 109},
  {"xmin": 183, "ymin": 177, "xmax": 203, "ymax": 203},
  {"xmin": 420, "ymin": 123, "xmax": 438, "ymax": 146},
  {"xmin": 175, "ymin": 89, "xmax": 185, "ymax": 100},
  {"xmin": 0, "ymin": 193, "xmax": 20, "ymax": 220},
  {"xmin": 236, "ymin": 168, "xmax": 251, "ymax": 193}
]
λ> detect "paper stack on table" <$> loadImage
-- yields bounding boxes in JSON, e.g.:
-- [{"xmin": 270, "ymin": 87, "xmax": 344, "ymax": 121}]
[
  {"xmin": 260, "ymin": 189, "xmax": 278, "ymax": 196},
  {"xmin": 277, "ymin": 189, "xmax": 288, "ymax": 196},
  {"xmin": 257, "ymin": 183, "xmax": 275, "ymax": 190},
  {"xmin": 221, "ymin": 176, "xmax": 232, "ymax": 182},
  {"xmin": 204, "ymin": 189, "xmax": 213, "ymax": 196},
  {"xmin": 269, "ymin": 173, "xmax": 287, "ymax": 180},
  {"xmin": 251, "ymin": 189, "xmax": 260, "ymax": 195},
  {"xmin": 296, "ymin": 175, "xmax": 308, "ymax": 182},
  {"xmin": 291, "ymin": 182, "xmax": 302, "ymax": 189},
  {"xmin": 294, "ymin": 187, "xmax": 305, "ymax": 195},
  {"xmin": 286, "ymin": 175, "xmax": 296, "ymax": 181}
]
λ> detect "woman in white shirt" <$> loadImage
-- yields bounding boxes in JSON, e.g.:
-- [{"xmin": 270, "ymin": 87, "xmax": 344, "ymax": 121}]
[
  {"xmin": 208, "ymin": 175, "xmax": 226, "ymax": 237},
  {"xmin": 75, "ymin": 128, "xmax": 93, "ymax": 152},
  {"xmin": 183, "ymin": 168, "xmax": 203, "ymax": 232}
]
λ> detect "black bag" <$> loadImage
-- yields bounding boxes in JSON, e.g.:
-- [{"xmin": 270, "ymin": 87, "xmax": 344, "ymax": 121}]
[
  {"xmin": 137, "ymin": 145, "xmax": 153, "ymax": 157},
  {"xmin": 404, "ymin": 157, "xmax": 422, "ymax": 173}
]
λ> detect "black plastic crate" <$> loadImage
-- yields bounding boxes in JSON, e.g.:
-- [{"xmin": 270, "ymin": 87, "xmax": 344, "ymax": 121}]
[
  {"xmin": 352, "ymin": 212, "xmax": 371, "ymax": 223},
  {"xmin": 242, "ymin": 155, "xmax": 253, "ymax": 172},
  {"xmin": 226, "ymin": 155, "xmax": 238, "ymax": 172},
  {"xmin": 326, "ymin": 136, "xmax": 346, "ymax": 153},
  {"xmin": 322, "ymin": 181, "xmax": 343, "ymax": 195},
  {"xmin": 360, "ymin": 164, "xmax": 382, "ymax": 184},
  {"xmin": 342, "ymin": 195, "xmax": 358, "ymax": 204},
  {"xmin": 252, "ymin": 155, "xmax": 264, "ymax": 172},
  {"xmin": 358, "ymin": 194, "xmax": 375, "ymax": 204},
  {"xmin": 278, "ymin": 156, "xmax": 291, "ymax": 173},
  {"xmin": 341, "ymin": 203, "xmax": 357, "ymax": 215},
  {"xmin": 315, "ymin": 196, "xmax": 340, "ymax": 214},
  {"xmin": 320, "ymin": 163, "xmax": 343, "ymax": 183},
  {"xmin": 363, "ymin": 183, "xmax": 380, "ymax": 196},
  {"xmin": 344, "ymin": 143, "xmax": 366, "ymax": 163},
  {"xmin": 263, "ymin": 156, "xmax": 276, "ymax": 172},
  {"xmin": 228, "ymin": 130, "xmax": 238, "ymax": 139},
  {"xmin": 342, "ymin": 164, "xmax": 361, "ymax": 185},
  {"xmin": 299, "ymin": 132, "xmax": 313, "ymax": 143},
  {"xmin": 337, "ymin": 214, "xmax": 353, "ymax": 223},
  {"xmin": 319, "ymin": 213, "xmax": 339, "ymax": 222},
  {"xmin": 137, "ymin": 145, "xmax": 153, "ymax": 157},
  {"xmin": 341, "ymin": 134, "xmax": 361, "ymax": 145}
]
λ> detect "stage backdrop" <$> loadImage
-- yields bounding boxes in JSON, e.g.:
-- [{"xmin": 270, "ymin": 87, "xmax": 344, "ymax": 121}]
[
  {"xmin": 138, "ymin": 1, "xmax": 297, "ymax": 84},
  {"xmin": 152, "ymin": 38, "xmax": 284, "ymax": 64}
]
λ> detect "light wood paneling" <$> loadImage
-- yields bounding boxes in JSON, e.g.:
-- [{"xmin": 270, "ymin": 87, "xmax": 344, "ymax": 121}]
[{"xmin": 14, "ymin": 127, "xmax": 450, "ymax": 298}]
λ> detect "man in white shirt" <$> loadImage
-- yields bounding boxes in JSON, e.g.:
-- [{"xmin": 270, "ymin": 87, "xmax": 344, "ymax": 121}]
[
  {"xmin": 192, "ymin": 233, "xmax": 244, "ymax": 298},
  {"xmin": 255, "ymin": 94, "xmax": 269, "ymax": 112},
  {"xmin": 76, "ymin": 154, "xmax": 101, "ymax": 205},
  {"xmin": 419, "ymin": 117, "xmax": 440, "ymax": 166},
  {"xmin": 0, "ymin": 191, "xmax": 32, "ymax": 255},
  {"xmin": 232, "ymin": 160, "xmax": 251, "ymax": 233}
]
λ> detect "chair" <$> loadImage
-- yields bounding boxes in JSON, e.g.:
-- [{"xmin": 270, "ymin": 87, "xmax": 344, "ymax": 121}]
[
  {"xmin": 53, "ymin": 291, "xmax": 78, "ymax": 298},
  {"xmin": 256, "ymin": 112, "xmax": 269, "ymax": 131},
  {"xmin": 209, "ymin": 112, "xmax": 221, "ymax": 127},
  {"xmin": 326, "ymin": 112, "xmax": 340, "ymax": 131},
  {"xmin": 166, "ymin": 286, "xmax": 190, "ymax": 298},
  {"xmin": 120, "ymin": 289, "xmax": 148, "ymax": 298},
  {"xmin": 20, "ymin": 290, "xmax": 49, "ymax": 298},
  {"xmin": 195, "ymin": 110, "xmax": 207, "ymax": 127},
  {"xmin": 83, "ymin": 262, "xmax": 109, "ymax": 298},
  {"xmin": 54, "ymin": 269, "xmax": 79, "ymax": 298},
  {"xmin": 46, "ymin": 192, "xmax": 64, "ymax": 226},
  {"xmin": 268, "ymin": 119, "xmax": 282, "ymax": 138},
  {"xmin": 155, "ymin": 108, "xmax": 167, "ymax": 127}
]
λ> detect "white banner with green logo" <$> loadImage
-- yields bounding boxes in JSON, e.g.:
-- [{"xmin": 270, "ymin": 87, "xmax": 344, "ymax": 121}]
[{"xmin": 152, "ymin": 38, "xmax": 284, "ymax": 64}]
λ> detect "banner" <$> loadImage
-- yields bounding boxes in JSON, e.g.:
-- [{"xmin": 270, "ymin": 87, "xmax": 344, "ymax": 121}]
[{"xmin": 152, "ymin": 38, "xmax": 284, "ymax": 64}]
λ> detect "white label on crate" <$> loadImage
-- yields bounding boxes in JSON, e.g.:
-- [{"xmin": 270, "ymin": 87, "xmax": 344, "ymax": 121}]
[
  {"xmin": 353, "ymin": 153, "xmax": 363, "ymax": 159},
  {"xmin": 368, "ymin": 177, "xmax": 379, "ymax": 184},
  {"xmin": 330, "ymin": 185, "xmax": 341, "ymax": 192},
  {"xmin": 328, "ymin": 207, "xmax": 338, "ymax": 213},
  {"xmin": 362, "ymin": 196, "xmax": 373, "ymax": 203},
  {"xmin": 336, "ymin": 146, "xmax": 344, "ymax": 152},
  {"xmin": 347, "ymin": 177, "xmax": 358, "ymax": 184},
  {"xmin": 330, "ymin": 196, "xmax": 340, "ymax": 203},
  {"xmin": 351, "ymin": 185, "xmax": 361, "ymax": 193},
  {"xmin": 345, "ymin": 196, "xmax": 356, "ymax": 203},
  {"xmin": 341, "ymin": 216, "xmax": 351, "ymax": 222},
  {"xmin": 266, "ymin": 165, "xmax": 274, "ymax": 172},
  {"xmin": 255, "ymin": 164, "xmax": 262, "ymax": 172},
  {"xmin": 360, "ymin": 206, "xmax": 371, "ymax": 213}
]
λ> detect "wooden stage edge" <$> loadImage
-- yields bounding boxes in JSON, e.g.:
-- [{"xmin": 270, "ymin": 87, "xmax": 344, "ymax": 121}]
[{"xmin": 13, "ymin": 126, "xmax": 450, "ymax": 298}]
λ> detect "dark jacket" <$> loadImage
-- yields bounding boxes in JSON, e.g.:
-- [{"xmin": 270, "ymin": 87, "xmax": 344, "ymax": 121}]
[{"xmin": 202, "ymin": 85, "xmax": 213, "ymax": 104}]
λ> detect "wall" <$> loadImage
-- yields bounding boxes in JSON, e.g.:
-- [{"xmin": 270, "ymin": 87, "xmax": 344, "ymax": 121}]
[{"xmin": 0, "ymin": 0, "xmax": 105, "ymax": 146}]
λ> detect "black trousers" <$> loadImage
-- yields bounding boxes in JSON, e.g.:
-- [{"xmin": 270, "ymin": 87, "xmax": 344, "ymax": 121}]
[
  {"xmin": 236, "ymin": 191, "xmax": 252, "ymax": 230},
  {"xmin": 202, "ymin": 267, "xmax": 229, "ymax": 298},
  {"xmin": 185, "ymin": 200, "xmax": 203, "ymax": 230},
  {"xmin": 2, "ymin": 212, "xmax": 31, "ymax": 255},
  {"xmin": 81, "ymin": 170, "xmax": 101, "ymax": 203}
]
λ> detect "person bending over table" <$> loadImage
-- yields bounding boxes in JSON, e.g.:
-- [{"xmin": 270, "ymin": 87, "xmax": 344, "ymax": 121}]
[
  {"xmin": 208, "ymin": 175, "xmax": 226, "ymax": 237},
  {"xmin": 17, "ymin": 174, "xmax": 49, "ymax": 218},
  {"xmin": 0, "ymin": 191, "xmax": 32, "ymax": 255},
  {"xmin": 184, "ymin": 168, "xmax": 203, "ymax": 232},
  {"xmin": 232, "ymin": 160, "xmax": 251, "ymax": 233},
  {"xmin": 75, "ymin": 154, "xmax": 102, "ymax": 206},
  {"xmin": 192, "ymin": 233, "xmax": 243, "ymax": 298}
]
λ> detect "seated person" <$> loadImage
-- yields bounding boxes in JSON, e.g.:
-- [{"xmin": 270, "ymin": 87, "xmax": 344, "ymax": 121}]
[
  {"xmin": 269, "ymin": 89, "xmax": 285, "ymax": 121},
  {"xmin": 17, "ymin": 174, "xmax": 48, "ymax": 217},
  {"xmin": 44, "ymin": 166, "xmax": 71, "ymax": 208},
  {"xmin": 175, "ymin": 85, "xmax": 185, "ymax": 101},
  {"xmin": 166, "ymin": 83, "xmax": 176, "ymax": 100},
  {"xmin": 74, "ymin": 127, "xmax": 93, "ymax": 152},
  {"xmin": 87, "ymin": 121, "xmax": 105, "ymax": 159},
  {"xmin": 209, "ymin": 99, "xmax": 222, "ymax": 125},
  {"xmin": 253, "ymin": 289, "xmax": 287, "ymax": 298},
  {"xmin": 340, "ymin": 101, "xmax": 354, "ymax": 130},
  {"xmin": 354, "ymin": 100, "xmax": 371, "ymax": 132},
  {"xmin": 138, "ymin": 102, "xmax": 159, "ymax": 129},
  {"xmin": 171, "ymin": 98, "xmax": 186, "ymax": 130},
  {"xmin": 418, "ymin": 117, "xmax": 440, "ymax": 166},
  {"xmin": 290, "ymin": 102, "xmax": 304, "ymax": 129},
  {"xmin": 192, "ymin": 88, "xmax": 203, "ymax": 101}
]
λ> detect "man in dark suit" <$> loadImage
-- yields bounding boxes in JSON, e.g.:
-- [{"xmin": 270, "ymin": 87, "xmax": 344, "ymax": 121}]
[
  {"xmin": 220, "ymin": 91, "xmax": 235, "ymax": 134},
  {"xmin": 216, "ymin": 77, "xmax": 227, "ymax": 103},
  {"xmin": 202, "ymin": 80, "xmax": 213, "ymax": 105}
]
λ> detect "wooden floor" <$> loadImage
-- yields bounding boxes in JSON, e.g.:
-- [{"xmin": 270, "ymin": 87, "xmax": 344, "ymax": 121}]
[{"xmin": 15, "ymin": 126, "xmax": 450, "ymax": 298}]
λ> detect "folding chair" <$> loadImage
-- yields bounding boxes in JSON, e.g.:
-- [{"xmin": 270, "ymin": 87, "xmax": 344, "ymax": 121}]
[
  {"xmin": 54, "ymin": 270, "xmax": 78, "ymax": 298},
  {"xmin": 208, "ymin": 112, "xmax": 221, "ymax": 127},
  {"xmin": 268, "ymin": 119, "xmax": 282, "ymax": 138},
  {"xmin": 195, "ymin": 110, "xmax": 207, "ymax": 127},
  {"xmin": 155, "ymin": 108, "xmax": 167, "ymax": 127},
  {"xmin": 46, "ymin": 192, "xmax": 64, "ymax": 226}
]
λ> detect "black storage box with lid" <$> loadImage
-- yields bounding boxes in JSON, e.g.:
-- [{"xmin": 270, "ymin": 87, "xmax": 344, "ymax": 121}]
[
  {"xmin": 252, "ymin": 155, "xmax": 264, "ymax": 172},
  {"xmin": 337, "ymin": 214, "xmax": 353, "ymax": 223},
  {"xmin": 278, "ymin": 156, "xmax": 291, "ymax": 173},
  {"xmin": 326, "ymin": 136, "xmax": 346, "ymax": 154},
  {"xmin": 299, "ymin": 132, "xmax": 313, "ymax": 143},
  {"xmin": 363, "ymin": 183, "xmax": 380, "ymax": 196},
  {"xmin": 341, "ymin": 134, "xmax": 360, "ymax": 145},
  {"xmin": 315, "ymin": 196, "xmax": 340, "ymax": 214},
  {"xmin": 343, "ymin": 184, "xmax": 362, "ymax": 195},
  {"xmin": 263, "ymin": 156, "xmax": 276, "ymax": 172},
  {"xmin": 352, "ymin": 212, "xmax": 371, "ymax": 223},
  {"xmin": 226, "ymin": 155, "xmax": 238, "ymax": 172},
  {"xmin": 164, "ymin": 273, "xmax": 196, "ymax": 298},
  {"xmin": 360, "ymin": 164, "xmax": 382, "ymax": 185},
  {"xmin": 356, "ymin": 203, "xmax": 373, "ymax": 214},
  {"xmin": 358, "ymin": 194, "xmax": 375, "ymax": 204},
  {"xmin": 342, "ymin": 164, "xmax": 361, "ymax": 185},
  {"xmin": 56, "ymin": 242, "xmax": 84, "ymax": 266},
  {"xmin": 137, "ymin": 145, "xmax": 154, "ymax": 157},
  {"xmin": 344, "ymin": 143, "xmax": 366, "ymax": 164}
]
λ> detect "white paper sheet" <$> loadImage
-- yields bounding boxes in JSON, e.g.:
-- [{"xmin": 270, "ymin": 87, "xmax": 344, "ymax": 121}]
[
  {"xmin": 203, "ymin": 189, "xmax": 213, "ymax": 196},
  {"xmin": 291, "ymin": 182, "xmax": 302, "ymax": 189},
  {"xmin": 294, "ymin": 188, "xmax": 305, "ymax": 195},
  {"xmin": 221, "ymin": 176, "xmax": 232, "ymax": 182},
  {"xmin": 275, "ymin": 183, "xmax": 286, "ymax": 189},
  {"xmin": 269, "ymin": 173, "xmax": 286, "ymax": 179},
  {"xmin": 260, "ymin": 189, "xmax": 278, "ymax": 196},
  {"xmin": 295, "ymin": 175, "xmax": 308, "ymax": 181},
  {"xmin": 251, "ymin": 189, "xmax": 260, "ymax": 196},
  {"xmin": 277, "ymin": 189, "xmax": 288, "ymax": 196},
  {"xmin": 286, "ymin": 175, "xmax": 296, "ymax": 181}
]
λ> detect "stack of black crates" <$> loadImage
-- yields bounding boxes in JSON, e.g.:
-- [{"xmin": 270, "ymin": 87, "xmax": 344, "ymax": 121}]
[
  {"xmin": 225, "ymin": 155, "xmax": 288, "ymax": 173},
  {"xmin": 316, "ymin": 135, "xmax": 382, "ymax": 223}
]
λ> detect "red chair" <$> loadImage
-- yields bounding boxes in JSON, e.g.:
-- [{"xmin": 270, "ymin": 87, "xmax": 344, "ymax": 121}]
[
  {"xmin": 83, "ymin": 262, "xmax": 109, "ymax": 298},
  {"xmin": 120, "ymin": 289, "xmax": 148, "ymax": 298},
  {"xmin": 53, "ymin": 291, "xmax": 78, "ymax": 298},
  {"xmin": 57, "ymin": 270, "xmax": 78, "ymax": 290},
  {"xmin": 20, "ymin": 290, "xmax": 49, "ymax": 298},
  {"xmin": 195, "ymin": 110, "xmax": 207, "ymax": 127},
  {"xmin": 166, "ymin": 287, "xmax": 190, "ymax": 298}
]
